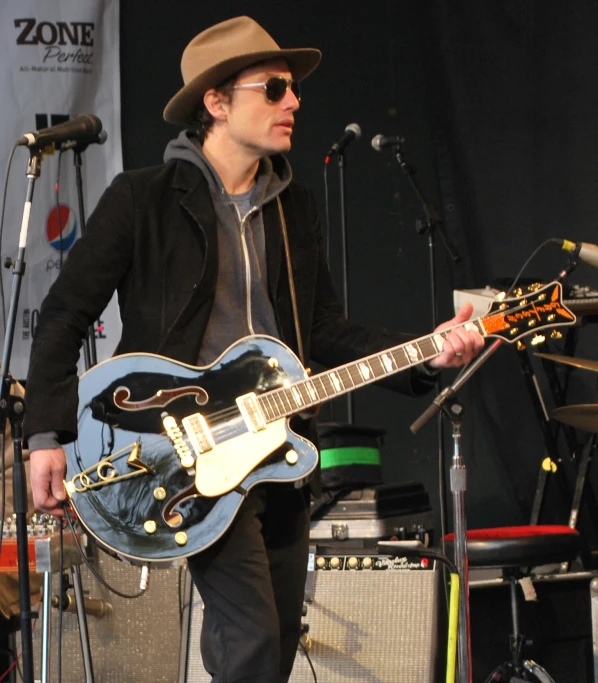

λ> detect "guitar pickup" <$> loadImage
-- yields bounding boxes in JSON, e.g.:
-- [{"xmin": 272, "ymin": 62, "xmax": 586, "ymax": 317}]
[
  {"xmin": 237, "ymin": 392, "xmax": 267, "ymax": 432},
  {"xmin": 181, "ymin": 412, "xmax": 215, "ymax": 457}
]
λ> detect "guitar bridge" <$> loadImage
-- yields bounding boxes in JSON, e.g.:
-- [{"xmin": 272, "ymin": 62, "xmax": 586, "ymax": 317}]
[{"xmin": 236, "ymin": 392, "xmax": 267, "ymax": 432}]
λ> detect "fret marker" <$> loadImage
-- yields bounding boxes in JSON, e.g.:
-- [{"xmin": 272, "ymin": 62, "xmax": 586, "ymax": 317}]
[
  {"xmin": 358, "ymin": 362, "xmax": 371, "ymax": 380},
  {"xmin": 405, "ymin": 344, "xmax": 420, "ymax": 363},
  {"xmin": 306, "ymin": 381, "xmax": 317, "ymax": 401},
  {"xmin": 330, "ymin": 372, "xmax": 342, "ymax": 392},
  {"xmin": 465, "ymin": 322, "xmax": 478, "ymax": 333},
  {"xmin": 381, "ymin": 353, "xmax": 395, "ymax": 373},
  {"xmin": 291, "ymin": 387, "xmax": 304, "ymax": 406},
  {"xmin": 433, "ymin": 334, "xmax": 445, "ymax": 353}
]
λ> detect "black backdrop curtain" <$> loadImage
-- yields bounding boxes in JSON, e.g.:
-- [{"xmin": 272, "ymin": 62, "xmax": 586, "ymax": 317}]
[
  {"xmin": 120, "ymin": 0, "xmax": 598, "ymax": 543},
  {"xmin": 423, "ymin": 0, "xmax": 598, "ymax": 534}
]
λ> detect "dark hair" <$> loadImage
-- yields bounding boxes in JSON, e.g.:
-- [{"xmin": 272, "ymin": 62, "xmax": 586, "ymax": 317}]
[{"xmin": 192, "ymin": 72, "xmax": 238, "ymax": 143}]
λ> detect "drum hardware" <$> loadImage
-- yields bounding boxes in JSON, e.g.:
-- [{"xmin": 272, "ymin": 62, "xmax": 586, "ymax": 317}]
[
  {"xmin": 535, "ymin": 352, "xmax": 598, "ymax": 373},
  {"xmin": 550, "ymin": 403, "xmax": 598, "ymax": 573},
  {"xmin": 552, "ymin": 404, "xmax": 598, "ymax": 434}
]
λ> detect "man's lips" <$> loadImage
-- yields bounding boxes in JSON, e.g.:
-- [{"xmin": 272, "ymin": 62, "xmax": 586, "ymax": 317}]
[{"xmin": 275, "ymin": 120, "xmax": 294, "ymax": 130}]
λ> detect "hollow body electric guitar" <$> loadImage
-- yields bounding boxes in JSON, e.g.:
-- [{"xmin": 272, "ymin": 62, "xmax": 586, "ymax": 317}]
[{"xmin": 64, "ymin": 282, "xmax": 575, "ymax": 565}]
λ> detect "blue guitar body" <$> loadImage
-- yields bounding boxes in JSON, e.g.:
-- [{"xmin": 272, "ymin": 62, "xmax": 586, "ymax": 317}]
[{"xmin": 64, "ymin": 336, "xmax": 317, "ymax": 565}]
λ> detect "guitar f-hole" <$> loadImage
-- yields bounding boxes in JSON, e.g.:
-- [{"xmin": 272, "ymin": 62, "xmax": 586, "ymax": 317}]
[{"xmin": 162, "ymin": 484, "xmax": 199, "ymax": 528}]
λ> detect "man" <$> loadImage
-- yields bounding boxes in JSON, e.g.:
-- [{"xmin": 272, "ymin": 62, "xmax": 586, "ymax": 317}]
[{"xmin": 24, "ymin": 16, "xmax": 484, "ymax": 682}]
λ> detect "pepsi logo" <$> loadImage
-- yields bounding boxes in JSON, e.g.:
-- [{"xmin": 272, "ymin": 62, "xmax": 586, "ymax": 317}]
[{"xmin": 46, "ymin": 204, "xmax": 77, "ymax": 252}]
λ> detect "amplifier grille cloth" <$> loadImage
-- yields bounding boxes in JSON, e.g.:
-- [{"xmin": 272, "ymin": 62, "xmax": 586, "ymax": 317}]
[
  {"xmin": 26, "ymin": 553, "xmax": 182, "ymax": 683},
  {"xmin": 184, "ymin": 567, "xmax": 439, "ymax": 683}
]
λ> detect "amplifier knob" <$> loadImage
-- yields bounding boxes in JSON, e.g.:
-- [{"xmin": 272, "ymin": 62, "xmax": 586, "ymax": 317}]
[
  {"xmin": 348, "ymin": 556, "xmax": 358, "ymax": 568},
  {"xmin": 316, "ymin": 556, "xmax": 326, "ymax": 568},
  {"xmin": 362, "ymin": 557, "xmax": 373, "ymax": 568},
  {"xmin": 330, "ymin": 556, "xmax": 340, "ymax": 569}
]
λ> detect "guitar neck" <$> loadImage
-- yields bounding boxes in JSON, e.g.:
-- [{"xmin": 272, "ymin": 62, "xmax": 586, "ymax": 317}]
[
  {"xmin": 255, "ymin": 279, "xmax": 576, "ymax": 422},
  {"xmin": 258, "ymin": 319, "xmax": 487, "ymax": 422}
]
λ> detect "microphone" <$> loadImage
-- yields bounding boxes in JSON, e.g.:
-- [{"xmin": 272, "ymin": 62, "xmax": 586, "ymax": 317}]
[
  {"xmin": 555, "ymin": 238, "xmax": 598, "ymax": 269},
  {"xmin": 327, "ymin": 123, "xmax": 362, "ymax": 157},
  {"xmin": 51, "ymin": 593, "xmax": 112, "ymax": 619},
  {"xmin": 371, "ymin": 133, "xmax": 404, "ymax": 151},
  {"xmin": 17, "ymin": 114, "xmax": 104, "ymax": 149}
]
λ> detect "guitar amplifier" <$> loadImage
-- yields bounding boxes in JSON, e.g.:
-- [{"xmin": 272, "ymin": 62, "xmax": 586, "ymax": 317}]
[
  {"xmin": 179, "ymin": 553, "xmax": 442, "ymax": 683},
  {"xmin": 24, "ymin": 551, "xmax": 183, "ymax": 683}
]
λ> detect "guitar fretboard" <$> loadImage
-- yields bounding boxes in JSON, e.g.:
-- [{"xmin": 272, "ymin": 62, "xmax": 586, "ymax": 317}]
[{"xmin": 257, "ymin": 321, "xmax": 485, "ymax": 422}]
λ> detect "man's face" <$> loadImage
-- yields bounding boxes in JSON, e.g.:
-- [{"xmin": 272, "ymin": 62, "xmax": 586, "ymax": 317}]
[{"xmin": 221, "ymin": 59, "xmax": 300, "ymax": 157}]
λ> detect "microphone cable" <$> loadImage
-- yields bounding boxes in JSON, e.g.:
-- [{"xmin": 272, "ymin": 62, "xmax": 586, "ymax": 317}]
[
  {"xmin": 63, "ymin": 504, "xmax": 149, "ymax": 600},
  {"xmin": 322, "ymin": 154, "xmax": 336, "ymax": 423}
]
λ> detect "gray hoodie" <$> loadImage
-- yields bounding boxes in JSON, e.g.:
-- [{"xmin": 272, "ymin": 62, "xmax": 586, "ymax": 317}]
[{"xmin": 164, "ymin": 130, "xmax": 293, "ymax": 365}]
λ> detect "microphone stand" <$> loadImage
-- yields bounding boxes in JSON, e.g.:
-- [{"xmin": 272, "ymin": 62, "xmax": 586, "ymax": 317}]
[
  {"xmin": 0, "ymin": 149, "xmax": 44, "ymax": 683},
  {"xmin": 337, "ymin": 150, "xmax": 353, "ymax": 424},
  {"xmin": 57, "ymin": 139, "xmax": 97, "ymax": 683},
  {"xmin": 70, "ymin": 141, "xmax": 98, "ymax": 369},
  {"xmin": 390, "ymin": 139, "xmax": 461, "ymax": 574},
  {"xmin": 411, "ymin": 339, "xmax": 502, "ymax": 683},
  {"xmin": 410, "ymin": 257, "xmax": 580, "ymax": 683}
]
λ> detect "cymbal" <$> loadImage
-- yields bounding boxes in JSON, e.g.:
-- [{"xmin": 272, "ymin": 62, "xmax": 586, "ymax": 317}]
[
  {"xmin": 535, "ymin": 352, "xmax": 598, "ymax": 373},
  {"xmin": 553, "ymin": 404, "xmax": 598, "ymax": 433}
]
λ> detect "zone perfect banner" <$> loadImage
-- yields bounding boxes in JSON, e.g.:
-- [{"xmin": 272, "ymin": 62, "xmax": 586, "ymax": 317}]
[{"xmin": 0, "ymin": 0, "xmax": 122, "ymax": 379}]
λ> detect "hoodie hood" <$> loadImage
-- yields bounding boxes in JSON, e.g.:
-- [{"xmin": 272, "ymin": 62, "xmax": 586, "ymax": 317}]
[{"xmin": 163, "ymin": 129, "xmax": 292, "ymax": 207}]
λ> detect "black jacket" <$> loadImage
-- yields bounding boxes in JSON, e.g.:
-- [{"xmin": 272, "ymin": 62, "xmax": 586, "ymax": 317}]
[{"xmin": 24, "ymin": 158, "xmax": 433, "ymax": 444}]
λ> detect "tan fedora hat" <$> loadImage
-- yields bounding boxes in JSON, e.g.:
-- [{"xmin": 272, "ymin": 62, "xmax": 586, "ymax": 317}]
[{"xmin": 163, "ymin": 16, "xmax": 322, "ymax": 127}]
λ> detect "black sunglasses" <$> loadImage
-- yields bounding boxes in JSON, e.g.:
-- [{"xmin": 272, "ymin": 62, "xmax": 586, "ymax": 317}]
[{"xmin": 231, "ymin": 76, "xmax": 301, "ymax": 103}]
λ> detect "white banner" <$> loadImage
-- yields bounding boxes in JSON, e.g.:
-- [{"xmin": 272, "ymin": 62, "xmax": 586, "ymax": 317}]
[{"xmin": 0, "ymin": 0, "xmax": 122, "ymax": 380}]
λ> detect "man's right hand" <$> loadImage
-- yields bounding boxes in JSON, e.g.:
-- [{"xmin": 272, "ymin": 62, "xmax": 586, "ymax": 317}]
[{"xmin": 30, "ymin": 448, "xmax": 67, "ymax": 515}]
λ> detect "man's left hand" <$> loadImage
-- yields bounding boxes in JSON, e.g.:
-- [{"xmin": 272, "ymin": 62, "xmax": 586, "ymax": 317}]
[{"xmin": 427, "ymin": 303, "xmax": 485, "ymax": 369}]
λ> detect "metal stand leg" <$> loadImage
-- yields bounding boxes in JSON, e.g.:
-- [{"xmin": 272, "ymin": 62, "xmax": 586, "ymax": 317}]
[
  {"xmin": 70, "ymin": 565, "xmax": 95, "ymax": 683},
  {"xmin": 40, "ymin": 572, "xmax": 52, "ymax": 683},
  {"xmin": 446, "ymin": 400, "xmax": 472, "ymax": 683},
  {"xmin": 591, "ymin": 577, "xmax": 598, "ymax": 683},
  {"xmin": 177, "ymin": 567, "xmax": 193, "ymax": 683},
  {"xmin": 508, "ymin": 578, "xmax": 521, "ymax": 671}
]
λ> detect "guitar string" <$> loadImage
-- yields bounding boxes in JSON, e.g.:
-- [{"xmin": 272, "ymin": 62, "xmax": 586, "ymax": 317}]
[
  {"xmin": 162, "ymin": 293, "xmax": 563, "ymax": 436},
  {"xmin": 86, "ymin": 293, "xmax": 563, "ymax": 461}
]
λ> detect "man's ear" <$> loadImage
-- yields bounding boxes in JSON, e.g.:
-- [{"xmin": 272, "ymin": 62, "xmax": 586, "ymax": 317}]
[{"xmin": 203, "ymin": 89, "xmax": 228, "ymax": 122}]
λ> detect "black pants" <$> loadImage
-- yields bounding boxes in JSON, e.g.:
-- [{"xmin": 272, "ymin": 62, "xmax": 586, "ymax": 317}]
[{"xmin": 187, "ymin": 484, "xmax": 310, "ymax": 683}]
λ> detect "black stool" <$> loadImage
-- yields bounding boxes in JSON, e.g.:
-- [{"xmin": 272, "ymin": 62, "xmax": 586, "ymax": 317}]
[{"xmin": 443, "ymin": 524, "xmax": 581, "ymax": 682}]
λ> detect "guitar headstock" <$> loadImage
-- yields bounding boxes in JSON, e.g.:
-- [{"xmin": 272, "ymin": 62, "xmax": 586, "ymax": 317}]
[{"xmin": 480, "ymin": 281, "xmax": 576, "ymax": 343}]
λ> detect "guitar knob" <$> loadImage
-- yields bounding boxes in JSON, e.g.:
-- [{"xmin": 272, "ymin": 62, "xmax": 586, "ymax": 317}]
[
  {"xmin": 330, "ymin": 556, "xmax": 340, "ymax": 569},
  {"xmin": 348, "ymin": 556, "xmax": 358, "ymax": 569},
  {"xmin": 285, "ymin": 450, "xmax": 298, "ymax": 465},
  {"xmin": 143, "ymin": 520, "xmax": 157, "ymax": 534},
  {"xmin": 362, "ymin": 557, "xmax": 373, "ymax": 569},
  {"xmin": 153, "ymin": 487, "xmax": 167, "ymax": 500},
  {"xmin": 316, "ymin": 556, "xmax": 326, "ymax": 568}
]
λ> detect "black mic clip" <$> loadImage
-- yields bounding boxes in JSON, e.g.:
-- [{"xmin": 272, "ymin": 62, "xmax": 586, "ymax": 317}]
[{"xmin": 62, "ymin": 130, "xmax": 108, "ymax": 154}]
